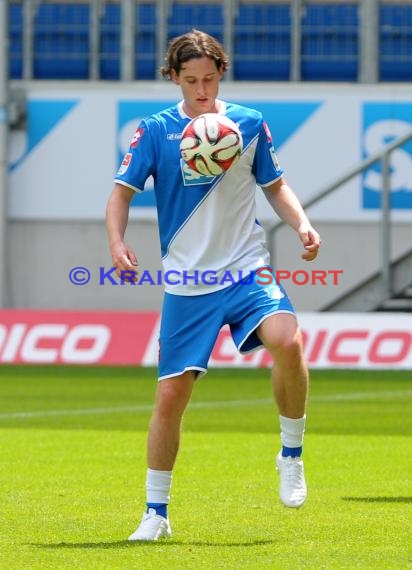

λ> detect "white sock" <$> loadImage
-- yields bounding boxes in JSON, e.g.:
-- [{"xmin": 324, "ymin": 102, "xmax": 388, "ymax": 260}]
[
  {"xmin": 279, "ymin": 415, "xmax": 306, "ymax": 449},
  {"xmin": 146, "ymin": 468, "xmax": 172, "ymax": 504}
]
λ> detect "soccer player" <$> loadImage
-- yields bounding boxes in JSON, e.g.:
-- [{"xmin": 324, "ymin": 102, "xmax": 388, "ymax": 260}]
[{"xmin": 106, "ymin": 30, "xmax": 321, "ymax": 541}]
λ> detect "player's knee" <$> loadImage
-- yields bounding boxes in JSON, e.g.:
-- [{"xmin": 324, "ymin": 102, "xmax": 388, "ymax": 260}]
[
  {"xmin": 265, "ymin": 327, "xmax": 303, "ymax": 358},
  {"xmin": 156, "ymin": 373, "xmax": 194, "ymax": 410}
]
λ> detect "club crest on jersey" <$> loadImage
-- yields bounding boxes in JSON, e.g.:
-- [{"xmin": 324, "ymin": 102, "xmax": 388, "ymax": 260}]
[
  {"xmin": 130, "ymin": 127, "xmax": 144, "ymax": 148},
  {"xmin": 180, "ymin": 159, "xmax": 217, "ymax": 186},
  {"xmin": 117, "ymin": 152, "xmax": 132, "ymax": 175}
]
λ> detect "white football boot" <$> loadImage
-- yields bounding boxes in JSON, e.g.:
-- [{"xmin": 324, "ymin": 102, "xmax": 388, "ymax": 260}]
[
  {"xmin": 276, "ymin": 452, "xmax": 307, "ymax": 508},
  {"xmin": 128, "ymin": 508, "xmax": 172, "ymax": 541}
]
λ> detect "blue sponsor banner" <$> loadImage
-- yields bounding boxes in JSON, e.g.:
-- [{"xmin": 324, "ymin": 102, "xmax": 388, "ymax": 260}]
[
  {"xmin": 237, "ymin": 101, "xmax": 321, "ymax": 148},
  {"xmin": 10, "ymin": 100, "xmax": 78, "ymax": 171},
  {"xmin": 362, "ymin": 103, "xmax": 412, "ymax": 209}
]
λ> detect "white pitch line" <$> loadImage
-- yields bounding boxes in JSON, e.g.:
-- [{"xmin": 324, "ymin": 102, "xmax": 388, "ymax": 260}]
[
  {"xmin": 310, "ymin": 389, "xmax": 412, "ymax": 402},
  {"xmin": 0, "ymin": 390, "xmax": 411, "ymax": 420},
  {"xmin": 0, "ymin": 399, "xmax": 272, "ymax": 420}
]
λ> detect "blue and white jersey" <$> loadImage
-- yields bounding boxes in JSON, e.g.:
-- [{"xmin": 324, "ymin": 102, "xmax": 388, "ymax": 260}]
[{"xmin": 115, "ymin": 100, "xmax": 283, "ymax": 295}]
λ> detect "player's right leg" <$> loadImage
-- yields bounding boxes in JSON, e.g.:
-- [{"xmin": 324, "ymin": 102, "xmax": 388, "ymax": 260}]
[
  {"xmin": 128, "ymin": 291, "xmax": 224, "ymax": 541},
  {"xmin": 128, "ymin": 372, "xmax": 195, "ymax": 541}
]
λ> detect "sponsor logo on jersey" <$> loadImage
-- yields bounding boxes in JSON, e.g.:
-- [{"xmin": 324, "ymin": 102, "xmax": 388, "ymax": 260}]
[
  {"xmin": 117, "ymin": 152, "xmax": 132, "ymax": 175},
  {"xmin": 180, "ymin": 159, "xmax": 217, "ymax": 186},
  {"xmin": 130, "ymin": 127, "xmax": 144, "ymax": 148},
  {"xmin": 167, "ymin": 132, "xmax": 182, "ymax": 140}
]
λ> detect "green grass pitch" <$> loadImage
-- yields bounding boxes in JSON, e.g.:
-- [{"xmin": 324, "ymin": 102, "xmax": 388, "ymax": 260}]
[{"xmin": 0, "ymin": 365, "xmax": 411, "ymax": 569}]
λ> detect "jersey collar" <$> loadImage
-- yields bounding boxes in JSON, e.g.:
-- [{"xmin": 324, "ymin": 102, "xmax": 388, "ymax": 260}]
[{"xmin": 177, "ymin": 99, "xmax": 227, "ymax": 119}]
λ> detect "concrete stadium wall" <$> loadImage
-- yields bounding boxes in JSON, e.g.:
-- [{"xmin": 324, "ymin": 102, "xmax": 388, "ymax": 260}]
[{"xmin": 7, "ymin": 219, "xmax": 411, "ymax": 312}]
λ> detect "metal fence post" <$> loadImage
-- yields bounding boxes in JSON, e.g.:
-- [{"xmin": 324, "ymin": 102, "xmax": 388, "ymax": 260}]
[
  {"xmin": 121, "ymin": 0, "xmax": 135, "ymax": 81},
  {"xmin": 381, "ymin": 151, "xmax": 392, "ymax": 299},
  {"xmin": 223, "ymin": 0, "xmax": 235, "ymax": 81},
  {"xmin": 156, "ymin": 0, "xmax": 168, "ymax": 80},
  {"xmin": 22, "ymin": 0, "xmax": 36, "ymax": 80},
  {"xmin": 290, "ymin": 0, "xmax": 303, "ymax": 81},
  {"xmin": 89, "ymin": 0, "xmax": 102, "ymax": 80},
  {"xmin": 359, "ymin": 0, "xmax": 379, "ymax": 83},
  {"xmin": 0, "ymin": 0, "xmax": 8, "ymax": 306}
]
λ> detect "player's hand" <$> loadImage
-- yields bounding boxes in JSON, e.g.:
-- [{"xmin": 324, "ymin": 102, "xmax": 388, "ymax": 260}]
[
  {"xmin": 298, "ymin": 224, "xmax": 321, "ymax": 262},
  {"xmin": 111, "ymin": 242, "xmax": 139, "ymax": 283}
]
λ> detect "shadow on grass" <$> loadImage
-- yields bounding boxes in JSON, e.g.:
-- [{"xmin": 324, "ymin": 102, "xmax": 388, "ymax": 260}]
[
  {"xmin": 342, "ymin": 496, "xmax": 412, "ymax": 504},
  {"xmin": 29, "ymin": 538, "xmax": 277, "ymax": 549}
]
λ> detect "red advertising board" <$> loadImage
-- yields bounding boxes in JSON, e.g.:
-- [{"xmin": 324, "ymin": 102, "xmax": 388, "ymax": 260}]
[
  {"xmin": 0, "ymin": 310, "xmax": 411, "ymax": 369},
  {"xmin": 0, "ymin": 309, "xmax": 158, "ymax": 365}
]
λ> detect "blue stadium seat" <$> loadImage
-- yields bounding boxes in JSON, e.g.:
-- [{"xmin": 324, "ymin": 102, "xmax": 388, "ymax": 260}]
[
  {"xmin": 33, "ymin": 3, "xmax": 90, "ymax": 79},
  {"xmin": 167, "ymin": 3, "xmax": 224, "ymax": 45},
  {"xmin": 380, "ymin": 4, "xmax": 412, "ymax": 81},
  {"xmin": 301, "ymin": 4, "xmax": 358, "ymax": 81},
  {"xmin": 100, "ymin": 3, "xmax": 121, "ymax": 80},
  {"xmin": 100, "ymin": 3, "xmax": 156, "ymax": 80},
  {"xmin": 9, "ymin": 3, "xmax": 23, "ymax": 79},
  {"xmin": 135, "ymin": 3, "xmax": 156, "ymax": 80},
  {"xmin": 233, "ymin": 4, "xmax": 290, "ymax": 81}
]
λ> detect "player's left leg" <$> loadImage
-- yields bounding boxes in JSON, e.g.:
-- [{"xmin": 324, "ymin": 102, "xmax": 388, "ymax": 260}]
[
  {"xmin": 257, "ymin": 313, "xmax": 308, "ymax": 508},
  {"xmin": 257, "ymin": 313, "xmax": 307, "ymax": 419}
]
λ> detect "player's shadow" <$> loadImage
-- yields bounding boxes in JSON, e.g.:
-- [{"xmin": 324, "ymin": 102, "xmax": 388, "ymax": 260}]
[
  {"xmin": 342, "ymin": 496, "xmax": 412, "ymax": 503},
  {"xmin": 30, "ymin": 538, "xmax": 277, "ymax": 549}
]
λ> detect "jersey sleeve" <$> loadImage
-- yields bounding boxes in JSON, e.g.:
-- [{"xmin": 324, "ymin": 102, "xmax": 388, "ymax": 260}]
[
  {"xmin": 253, "ymin": 118, "xmax": 284, "ymax": 187},
  {"xmin": 114, "ymin": 118, "xmax": 156, "ymax": 192}
]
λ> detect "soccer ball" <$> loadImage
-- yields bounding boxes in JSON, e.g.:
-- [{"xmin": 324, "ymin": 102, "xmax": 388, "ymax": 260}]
[{"xmin": 180, "ymin": 113, "xmax": 243, "ymax": 176}]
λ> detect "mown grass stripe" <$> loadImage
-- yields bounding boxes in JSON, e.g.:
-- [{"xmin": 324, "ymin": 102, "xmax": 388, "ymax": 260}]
[{"xmin": 0, "ymin": 389, "xmax": 411, "ymax": 420}]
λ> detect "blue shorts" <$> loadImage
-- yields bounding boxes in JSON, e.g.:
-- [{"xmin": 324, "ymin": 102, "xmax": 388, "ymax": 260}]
[{"xmin": 158, "ymin": 268, "xmax": 296, "ymax": 380}]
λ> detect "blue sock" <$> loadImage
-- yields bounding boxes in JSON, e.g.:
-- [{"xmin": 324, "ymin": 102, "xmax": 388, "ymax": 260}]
[
  {"xmin": 147, "ymin": 502, "xmax": 168, "ymax": 519},
  {"xmin": 282, "ymin": 446, "xmax": 302, "ymax": 458}
]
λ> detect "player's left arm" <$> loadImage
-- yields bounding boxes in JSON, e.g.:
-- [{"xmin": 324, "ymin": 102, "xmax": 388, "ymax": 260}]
[{"xmin": 263, "ymin": 176, "xmax": 321, "ymax": 261}]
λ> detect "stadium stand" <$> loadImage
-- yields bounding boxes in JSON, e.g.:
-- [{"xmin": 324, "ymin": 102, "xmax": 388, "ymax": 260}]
[
  {"xmin": 380, "ymin": 2, "xmax": 412, "ymax": 81},
  {"xmin": 100, "ymin": 2, "xmax": 157, "ymax": 80},
  {"xmin": 167, "ymin": 2, "xmax": 224, "ymax": 43},
  {"xmin": 6, "ymin": 0, "xmax": 412, "ymax": 82},
  {"xmin": 33, "ymin": 2, "xmax": 90, "ymax": 79},
  {"xmin": 233, "ymin": 3, "xmax": 291, "ymax": 80},
  {"xmin": 301, "ymin": 3, "xmax": 358, "ymax": 81},
  {"xmin": 9, "ymin": 2, "xmax": 23, "ymax": 79},
  {"xmin": 99, "ymin": 2, "xmax": 120, "ymax": 80}
]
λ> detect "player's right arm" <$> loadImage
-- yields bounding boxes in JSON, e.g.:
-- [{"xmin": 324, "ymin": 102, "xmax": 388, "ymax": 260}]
[{"xmin": 106, "ymin": 183, "xmax": 138, "ymax": 281}]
